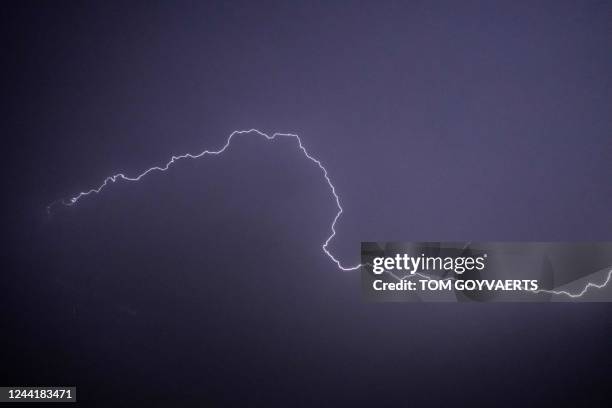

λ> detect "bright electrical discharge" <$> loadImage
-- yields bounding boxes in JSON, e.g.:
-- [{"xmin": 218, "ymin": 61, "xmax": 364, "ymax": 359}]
[{"xmin": 49, "ymin": 129, "xmax": 610, "ymax": 299}]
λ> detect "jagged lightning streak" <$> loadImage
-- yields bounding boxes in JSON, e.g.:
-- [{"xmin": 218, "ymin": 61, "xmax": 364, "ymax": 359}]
[
  {"xmin": 528, "ymin": 268, "xmax": 612, "ymax": 298},
  {"xmin": 47, "ymin": 129, "xmax": 361, "ymax": 271},
  {"xmin": 49, "ymin": 128, "xmax": 611, "ymax": 298}
]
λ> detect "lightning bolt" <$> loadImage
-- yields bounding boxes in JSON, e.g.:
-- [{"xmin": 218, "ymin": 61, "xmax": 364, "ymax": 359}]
[
  {"xmin": 49, "ymin": 129, "xmax": 611, "ymax": 299},
  {"xmin": 47, "ymin": 129, "xmax": 361, "ymax": 271}
]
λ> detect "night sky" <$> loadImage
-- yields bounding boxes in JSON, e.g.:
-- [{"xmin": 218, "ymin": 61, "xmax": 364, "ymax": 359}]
[{"xmin": 4, "ymin": 1, "xmax": 612, "ymax": 406}]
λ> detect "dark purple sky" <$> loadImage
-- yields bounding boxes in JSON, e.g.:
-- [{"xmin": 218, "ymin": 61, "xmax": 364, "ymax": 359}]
[{"xmin": 4, "ymin": 1, "xmax": 612, "ymax": 406}]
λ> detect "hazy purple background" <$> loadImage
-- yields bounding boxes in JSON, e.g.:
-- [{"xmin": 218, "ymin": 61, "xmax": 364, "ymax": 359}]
[{"xmin": 4, "ymin": 1, "xmax": 612, "ymax": 406}]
